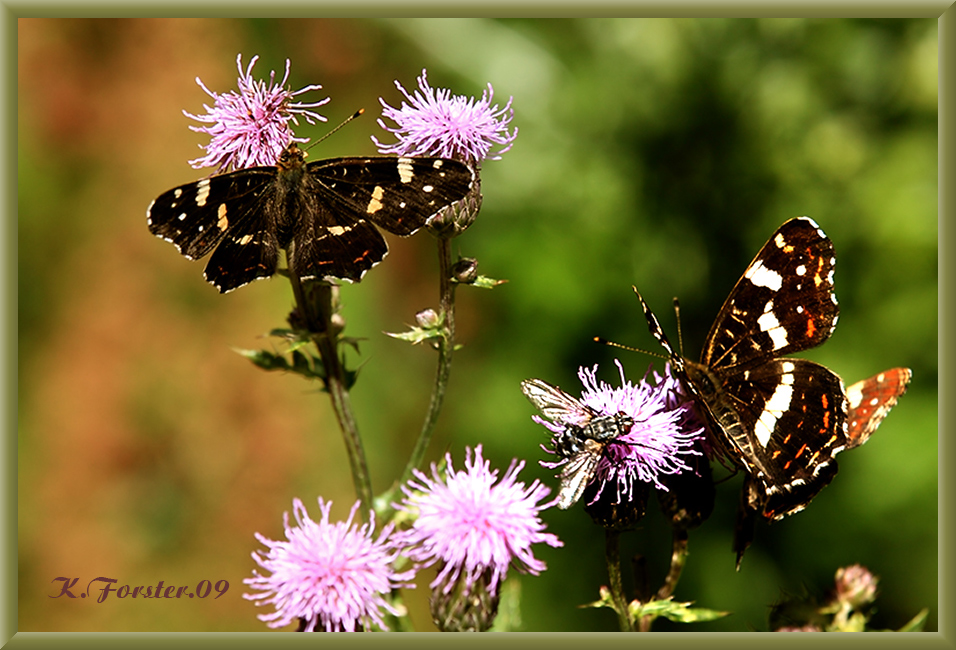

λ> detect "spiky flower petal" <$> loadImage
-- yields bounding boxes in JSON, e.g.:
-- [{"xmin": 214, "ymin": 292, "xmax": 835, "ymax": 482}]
[
  {"xmin": 243, "ymin": 498, "xmax": 412, "ymax": 632},
  {"xmin": 373, "ymin": 69, "xmax": 517, "ymax": 165},
  {"xmin": 185, "ymin": 54, "xmax": 328, "ymax": 171}
]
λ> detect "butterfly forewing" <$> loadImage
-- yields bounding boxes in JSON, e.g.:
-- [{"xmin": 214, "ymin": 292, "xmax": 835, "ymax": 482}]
[
  {"xmin": 147, "ymin": 168, "xmax": 276, "ymax": 261},
  {"xmin": 307, "ymin": 156, "xmax": 473, "ymax": 236},
  {"xmin": 702, "ymin": 218, "xmax": 839, "ymax": 371}
]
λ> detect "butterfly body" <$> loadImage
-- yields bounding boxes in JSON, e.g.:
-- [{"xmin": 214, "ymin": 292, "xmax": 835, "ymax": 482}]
[
  {"xmin": 147, "ymin": 144, "xmax": 474, "ymax": 293},
  {"xmin": 520, "ymin": 378, "xmax": 634, "ymax": 509},
  {"xmin": 636, "ymin": 217, "xmax": 851, "ymax": 521}
]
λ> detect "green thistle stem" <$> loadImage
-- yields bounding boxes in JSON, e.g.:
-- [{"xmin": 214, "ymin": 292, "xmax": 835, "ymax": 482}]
[
  {"xmin": 656, "ymin": 528, "xmax": 689, "ymax": 601},
  {"xmin": 604, "ymin": 529, "xmax": 634, "ymax": 632},
  {"xmin": 288, "ymin": 271, "xmax": 373, "ymax": 520},
  {"xmin": 399, "ymin": 235, "xmax": 457, "ymax": 489}
]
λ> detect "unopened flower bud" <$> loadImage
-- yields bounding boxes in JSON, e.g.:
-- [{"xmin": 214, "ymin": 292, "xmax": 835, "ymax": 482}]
[
  {"xmin": 833, "ymin": 564, "xmax": 878, "ymax": 610},
  {"xmin": 416, "ymin": 309, "xmax": 441, "ymax": 329},
  {"xmin": 451, "ymin": 257, "xmax": 479, "ymax": 284}
]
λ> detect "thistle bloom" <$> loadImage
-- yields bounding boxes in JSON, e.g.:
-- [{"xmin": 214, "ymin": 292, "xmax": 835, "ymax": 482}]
[
  {"xmin": 537, "ymin": 361, "xmax": 705, "ymax": 506},
  {"xmin": 243, "ymin": 497, "xmax": 413, "ymax": 632},
  {"xmin": 392, "ymin": 446, "xmax": 561, "ymax": 631},
  {"xmin": 185, "ymin": 54, "xmax": 329, "ymax": 171},
  {"xmin": 832, "ymin": 564, "xmax": 879, "ymax": 610},
  {"xmin": 373, "ymin": 69, "xmax": 517, "ymax": 165}
]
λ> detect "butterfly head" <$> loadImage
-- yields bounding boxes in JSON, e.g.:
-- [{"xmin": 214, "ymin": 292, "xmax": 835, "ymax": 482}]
[{"xmin": 277, "ymin": 143, "xmax": 306, "ymax": 170}]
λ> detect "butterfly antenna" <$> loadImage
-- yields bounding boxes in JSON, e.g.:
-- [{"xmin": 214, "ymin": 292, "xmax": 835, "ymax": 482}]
[
  {"xmin": 592, "ymin": 336, "xmax": 668, "ymax": 361},
  {"xmin": 672, "ymin": 297, "xmax": 687, "ymax": 357},
  {"xmin": 304, "ymin": 109, "xmax": 365, "ymax": 152}
]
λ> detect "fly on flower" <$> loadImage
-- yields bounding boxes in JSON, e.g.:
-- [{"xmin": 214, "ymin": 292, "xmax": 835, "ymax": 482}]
[
  {"xmin": 521, "ymin": 378, "xmax": 636, "ymax": 509},
  {"xmin": 523, "ymin": 362, "xmax": 705, "ymax": 514},
  {"xmin": 146, "ymin": 55, "xmax": 475, "ymax": 293}
]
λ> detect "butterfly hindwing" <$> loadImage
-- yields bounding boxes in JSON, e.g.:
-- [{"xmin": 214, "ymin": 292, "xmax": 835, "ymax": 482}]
[
  {"xmin": 289, "ymin": 199, "xmax": 388, "ymax": 284},
  {"xmin": 845, "ymin": 367, "xmax": 912, "ymax": 449},
  {"xmin": 698, "ymin": 357, "xmax": 848, "ymax": 491},
  {"xmin": 734, "ymin": 366, "xmax": 912, "ymax": 566},
  {"xmin": 203, "ymin": 204, "xmax": 281, "ymax": 293}
]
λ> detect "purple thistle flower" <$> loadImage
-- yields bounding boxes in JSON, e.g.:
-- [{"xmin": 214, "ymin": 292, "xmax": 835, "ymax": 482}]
[
  {"xmin": 372, "ymin": 69, "xmax": 517, "ymax": 165},
  {"xmin": 776, "ymin": 624, "xmax": 823, "ymax": 632},
  {"xmin": 537, "ymin": 361, "xmax": 705, "ymax": 506},
  {"xmin": 243, "ymin": 497, "xmax": 413, "ymax": 632},
  {"xmin": 185, "ymin": 54, "xmax": 329, "ymax": 172},
  {"xmin": 392, "ymin": 446, "xmax": 561, "ymax": 629}
]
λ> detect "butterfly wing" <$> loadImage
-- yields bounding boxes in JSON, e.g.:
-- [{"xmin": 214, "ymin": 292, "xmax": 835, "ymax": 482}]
[
  {"xmin": 702, "ymin": 217, "xmax": 839, "ymax": 371},
  {"xmin": 845, "ymin": 367, "xmax": 912, "ymax": 449},
  {"xmin": 287, "ymin": 156, "xmax": 473, "ymax": 283},
  {"xmin": 148, "ymin": 149, "xmax": 473, "ymax": 291},
  {"xmin": 289, "ymin": 195, "xmax": 388, "ymax": 283},
  {"xmin": 305, "ymin": 156, "xmax": 475, "ymax": 236},
  {"xmin": 693, "ymin": 218, "xmax": 847, "ymax": 501},
  {"xmin": 689, "ymin": 357, "xmax": 848, "ymax": 486},
  {"xmin": 202, "ymin": 203, "xmax": 281, "ymax": 293},
  {"xmin": 147, "ymin": 168, "xmax": 277, "ymax": 261}
]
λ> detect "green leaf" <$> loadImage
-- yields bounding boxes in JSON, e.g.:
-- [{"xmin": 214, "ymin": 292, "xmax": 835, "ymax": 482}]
[
  {"xmin": 630, "ymin": 597, "xmax": 730, "ymax": 624},
  {"xmin": 234, "ymin": 348, "xmax": 291, "ymax": 372},
  {"xmin": 469, "ymin": 275, "xmax": 508, "ymax": 289},
  {"xmin": 234, "ymin": 347, "xmax": 327, "ymax": 383},
  {"xmin": 386, "ymin": 324, "xmax": 445, "ymax": 345}
]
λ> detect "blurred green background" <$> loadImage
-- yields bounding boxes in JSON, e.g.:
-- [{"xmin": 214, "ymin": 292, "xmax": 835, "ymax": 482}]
[{"xmin": 18, "ymin": 18, "xmax": 937, "ymax": 632}]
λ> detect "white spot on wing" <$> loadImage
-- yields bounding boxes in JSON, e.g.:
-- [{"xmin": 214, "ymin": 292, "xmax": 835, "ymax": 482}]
[
  {"xmin": 196, "ymin": 179, "xmax": 211, "ymax": 207},
  {"xmin": 397, "ymin": 158, "xmax": 414, "ymax": 184},
  {"xmin": 755, "ymin": 376, "xmax": 794, "ymax": 446},
  {"xmin": 846, "ymin": 381, "xmax": 864, "ymax": 409},
  {"xmin": 745, "ymin": 260, "xmax": 783, "ymax": 291},
  {"xmin": 757, "ymin": 310, "xmax": 788, "ymax": 349},
  {"xmin": 367, "ymin": 186, "xmax": 384, "ymax": 213},
  {"xmin": 217, "ymin": 203, "xmax": 228, "ymax": 231}
]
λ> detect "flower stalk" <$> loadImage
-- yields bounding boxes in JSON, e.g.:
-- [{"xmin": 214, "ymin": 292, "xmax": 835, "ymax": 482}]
[
  {"xmin": 604, "ymin": 529, "xmax": 634, "ymax": 632},
  {"xmin": 399, "ymin": 235, "xmax": 457, "ymax": 492},
  {"xmin": 288, "ymin": 270, "xmax": 372, "ymax": 519}
]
